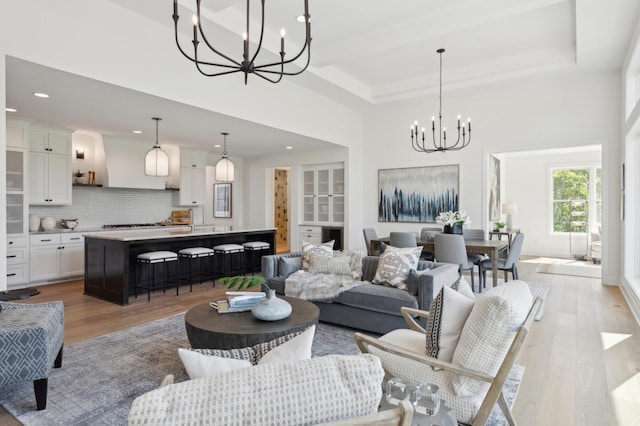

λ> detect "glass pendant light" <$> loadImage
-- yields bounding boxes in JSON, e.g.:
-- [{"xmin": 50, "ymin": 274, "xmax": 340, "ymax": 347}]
[
  {"xmin": 215, "ymin": 132, "xmax": 235, "ymax": 182},
  {"xmin": 145, "ymin": 117, "xmax": 170, "ymax": 177}
]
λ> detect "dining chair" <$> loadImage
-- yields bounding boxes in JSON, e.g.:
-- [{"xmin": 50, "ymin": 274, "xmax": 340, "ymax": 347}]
[
  {"xmin": 479, "ymin": 233, "xmax": 525, "ymax": 288},
  {"xmin": 362, "ymin": 228, "xmax": 379, "ymax": 256},
  {"xmin": 419, "ymin": 226, "xmax": 441, "ymax": 261},
  {"xmin": 434, "ymin": 233, "xmax": 476, "ymax": 290},
  {"xmin": 464, "ymin": 228, "xmax": 488, "ymax": 285},
  {"xmin": 389, "ymin": 232, "xmax": 418, "ymax": 248}
]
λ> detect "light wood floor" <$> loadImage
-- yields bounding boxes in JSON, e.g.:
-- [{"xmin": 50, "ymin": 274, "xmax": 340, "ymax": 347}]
[{"xmin": 1, "ymin": 260, "xmax": 639, "ymax": 425}]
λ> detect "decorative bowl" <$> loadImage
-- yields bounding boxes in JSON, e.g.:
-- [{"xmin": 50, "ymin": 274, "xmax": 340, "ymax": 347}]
[{"xmin": 62, "ymin": 219, "xmax": 79, "ymax": 229}]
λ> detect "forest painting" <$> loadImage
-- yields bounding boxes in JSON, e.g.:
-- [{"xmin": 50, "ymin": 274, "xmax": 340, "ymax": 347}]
[{"xmin": 378, "ymin": 165, "xmax": 459, "ymax": 222}]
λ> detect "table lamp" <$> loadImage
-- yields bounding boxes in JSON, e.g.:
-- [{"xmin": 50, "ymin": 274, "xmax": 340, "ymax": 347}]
[{"xmin": 502, "ymin": 202, "xmax": 518, "ymax": 230}]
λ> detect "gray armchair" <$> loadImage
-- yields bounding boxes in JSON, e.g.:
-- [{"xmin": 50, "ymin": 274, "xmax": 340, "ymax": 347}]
[{"xmin": 0, "ymin": 301, "xmax": 64, "ymax": 410}]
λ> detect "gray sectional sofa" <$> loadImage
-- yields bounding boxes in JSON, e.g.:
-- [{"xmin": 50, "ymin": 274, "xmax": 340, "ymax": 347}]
[{"xmin": 261, "ymin": 253, "xmax": 459, "ymax": 334}]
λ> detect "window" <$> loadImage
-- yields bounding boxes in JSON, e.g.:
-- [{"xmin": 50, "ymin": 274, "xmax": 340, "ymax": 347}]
[{"xmin": 551, "ymin": 166, "xmax": 601, "ymax": 233}]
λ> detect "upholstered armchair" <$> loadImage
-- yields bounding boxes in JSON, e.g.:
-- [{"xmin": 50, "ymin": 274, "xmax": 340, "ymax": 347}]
[{"xmin": 0, "ymin": 301, "xmax": 64, "ymax": 410}]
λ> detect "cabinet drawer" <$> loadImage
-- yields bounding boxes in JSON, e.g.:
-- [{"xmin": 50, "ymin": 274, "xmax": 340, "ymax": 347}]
[
  {"xmin": 30, "ymin": 234, "xmax": 61, "ymax": 246},
  {"xmin": 7, "ymin": 235, "xmax": 28, "ymax": 248},
  {"xmin": 61, "ymin": 234, "xmax": 84, "ymax": 244},
  {"xmin": 7, "ymin": 247, "xmax": 28, "ymax": 265},
  {"xmin": 298, "ymin": 225, "xmax": 322, "ymax": 234},
  {"xmin": 7, "ymin": 264, "xmax": 28, "ymax": 285}
]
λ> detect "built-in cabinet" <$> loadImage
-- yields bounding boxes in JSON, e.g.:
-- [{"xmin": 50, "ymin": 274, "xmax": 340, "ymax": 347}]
[
  {"xmin": 302, "ymin": 163, "xmax": 344, "ymax": 224},
  {"xmin": 6, "ymin": 119, "xmax": 30, "ymax": 286},
  {"xmin": 298, "ymin": 225, "xmax": 322, "ymax": 245},
  {"xmin": 29, "ymin": 233, "xmax": 84, "ymax": 282},
  {"xmin": 29, "ymin": 125, "xmax": 72, "ymax": 205},
  {"xmin": 178, "ymin": 148, "xmax": 206, "ymax": 206}
]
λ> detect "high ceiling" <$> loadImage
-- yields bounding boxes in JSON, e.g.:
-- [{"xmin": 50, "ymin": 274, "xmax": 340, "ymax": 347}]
[{"xmin": 5, "ymin": 0, "xmax": 640, "ymax": 157}]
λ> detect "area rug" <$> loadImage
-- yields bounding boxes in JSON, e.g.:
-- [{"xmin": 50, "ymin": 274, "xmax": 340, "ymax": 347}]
[
  {"xmin": 0, "ymin": 313, "xmax": 522, "ymax": 426},
  {"xmin": 533, "ymin": 257, "xmax": 601, "ymax": 278}
]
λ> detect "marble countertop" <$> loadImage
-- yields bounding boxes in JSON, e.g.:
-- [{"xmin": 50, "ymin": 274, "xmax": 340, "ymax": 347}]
[
  {"xmin": 83, "ymin": 226, "xmax": 276, "ymax": 242},
  {"xmin": 29, "ymin": 225, "xmax": 190, "ymax": 235}
]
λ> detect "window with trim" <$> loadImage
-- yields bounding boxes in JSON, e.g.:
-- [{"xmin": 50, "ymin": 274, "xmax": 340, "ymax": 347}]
[{"xmin": 551, "ymin": 166, "xmax": 601, "ymax": 233}]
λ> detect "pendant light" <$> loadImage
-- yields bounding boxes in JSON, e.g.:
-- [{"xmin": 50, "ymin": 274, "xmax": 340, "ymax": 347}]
[
  {"xmin": 145, "ymin": 117, "xmax": 170, "ymax": 177},
  {"xmin": 215, "ymin": 132, "xmax": 235, "ymax": 182}
]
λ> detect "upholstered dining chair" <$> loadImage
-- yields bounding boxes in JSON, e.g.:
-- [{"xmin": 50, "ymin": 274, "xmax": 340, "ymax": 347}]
[
  {"xmin": 464, "ymin": 229, "xmax": 488, "ymax": 287},
  {"xmin": 363, "ymin": 228, "xmax": 379, "ymax": 256},
  {"xmin": 479, "ymin": 233, "xmax": 525, "ymax": 289},
  {"xmin": 434, "ymin": 233, "xmax": 476, "ymax": 290},
  {"xmin": 390, "ymin": 232, "xmax": 418, "ymax": 248},
  {"xmin": 419, "ymin": 226, "xmax": 441, "ymax": 261}
]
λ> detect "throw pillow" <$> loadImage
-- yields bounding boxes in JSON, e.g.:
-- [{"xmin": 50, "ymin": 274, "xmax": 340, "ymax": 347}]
[
  {"xmin": 301, "ymin": 240, "xmax": 334, "ymax": 271},
  {"xmin": 452, "ymin": 281, "xmax": 532, "ymax": 397},
  {"xmin": 424, "ymin": 275, "xmax": 475, "ymax": 362},
  {"xmin": 371, "ymin": 246, "xmax": 423, "ymax": 290},
  {"xmin": 179, "ymin": 325, "xmax": 316, "ymax": 379},
  {"xmin": 308, "ymin": 252, "xmax": 352, "ymax": 276},
  {"xmin": 278, "ymin": 256, "xmax": 303, "ymax": 277}
]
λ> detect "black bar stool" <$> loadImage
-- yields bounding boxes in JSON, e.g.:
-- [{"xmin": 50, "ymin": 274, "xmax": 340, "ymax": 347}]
[
  {"xmin": 213, "ymin": 244, "xmax": 245, "ymax": 278},
  {"xmin": 135, "ymin": 251, "xmax": 178, "ymax": 302},
  {"xmin": 242, "ymin": 241, "xmax": 270, "ymax": 273},
  {"xmin": 178, "ymin": 247, "xmax": 215, "ymax": 292}
]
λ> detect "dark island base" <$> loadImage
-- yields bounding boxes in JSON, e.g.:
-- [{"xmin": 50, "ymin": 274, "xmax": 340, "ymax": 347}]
[{"xmin": 84, "ymin": 229, "xmax": 275, "ymax": 305}]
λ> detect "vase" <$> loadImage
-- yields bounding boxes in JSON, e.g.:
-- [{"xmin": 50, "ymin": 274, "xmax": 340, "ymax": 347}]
[
  {"xmin": 251, "ymin": 289, "xmax": 292, "ymax": 321},
  {"xmin": 443, "ymin": 224, "xmax": 463, "ymax": 235}
]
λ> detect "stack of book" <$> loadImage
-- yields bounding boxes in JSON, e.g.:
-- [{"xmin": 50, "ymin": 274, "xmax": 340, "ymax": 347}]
[{"xmin": 211, "ymin": 291, "xmax": 266, "ymax": 313}]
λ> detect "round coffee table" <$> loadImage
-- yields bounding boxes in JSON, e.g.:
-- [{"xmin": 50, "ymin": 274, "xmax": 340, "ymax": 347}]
[{"xmin": 185, "ymin": 296, "xmax": 320, "ymax": 349}]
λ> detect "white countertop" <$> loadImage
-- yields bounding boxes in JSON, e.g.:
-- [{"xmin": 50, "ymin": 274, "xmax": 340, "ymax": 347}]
[
  {"xmin": 83, "ymin": 226, "xmax": 276, "ymax": 242},
  {"xmin": 30, "ymin": 225, "xmax": 190, "ymax": 235}
]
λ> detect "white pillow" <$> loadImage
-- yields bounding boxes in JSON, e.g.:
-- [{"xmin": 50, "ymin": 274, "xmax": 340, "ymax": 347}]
[
  {"xmin": 301, "ymin": 240, "xmax": 334, "ymax": 271},
  {"xmin": 372, "ymin": 246, "xmax": 423, "ymax": 289},
  {"xmin": 452, "ymin": 281, "xmax": 532, "ymax": 397},
  {"xmin": 308, "ymin": 252, "xmax": 352, "ymax": 276},
  {"xmin": 179, "ymin": 325, "xmax": 316, "ymax": 379},
  {"xmin": 425, "ymin": 275, "xmax": 475, "ymax": 362}
]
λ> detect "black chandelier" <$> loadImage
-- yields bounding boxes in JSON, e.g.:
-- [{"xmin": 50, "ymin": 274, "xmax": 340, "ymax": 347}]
[
  {"xmin": 172, "ymin": 0, "xmax": 312, "ymax": 84},
  {"xmin": 411, "ymin": 49, "xmax": 471, "ymax": 153}
]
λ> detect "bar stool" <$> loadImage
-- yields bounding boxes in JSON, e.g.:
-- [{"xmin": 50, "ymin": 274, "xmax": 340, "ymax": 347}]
[
  {"xmin": 135, "ymin": 251, "xmax": 178, "ymax": 302},
  {"xmin": 178, "ymin": 247, "xmax": 215, "ymax": 292},
  {"xmin": 242, "ymin": 241, "xmax": 271, "ymax": 273},
  {"xmin": 213, "ymin": 244, "xmax": 245, "ymax": 278}
]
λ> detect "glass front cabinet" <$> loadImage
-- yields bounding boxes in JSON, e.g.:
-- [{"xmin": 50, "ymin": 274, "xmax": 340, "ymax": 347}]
[{"xmin": 302, "ymin": 163, "xmax": 344, "ymax": 225}]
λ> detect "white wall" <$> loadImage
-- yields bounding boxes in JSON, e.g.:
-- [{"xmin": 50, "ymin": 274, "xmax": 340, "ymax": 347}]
[
  {"xmin": 363, "ymin": 71, "xmax": 621, "ymax": 284},
  {"xmin": 0, "ymin": 56, "xmax": 6, "ymax": 291},
  {"xmin": 503, "ymin": 148, "xmax": 601, "ymax": 258}
]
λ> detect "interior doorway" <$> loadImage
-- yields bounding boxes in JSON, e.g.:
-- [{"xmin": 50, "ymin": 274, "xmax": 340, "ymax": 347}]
[{"xmin": 274, "ymin": 168, "xmax": 290, "ymax": 253}]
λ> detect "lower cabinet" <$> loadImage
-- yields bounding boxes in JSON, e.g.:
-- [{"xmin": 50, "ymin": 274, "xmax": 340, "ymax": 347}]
[
  {"xmin": 298, "ymin": 225, "xmax": 322, "ymax": 249},
  {"xmin": 30, "ymin": 233, "xmax": 84, "ymax": 282},
  {"xmin": 7, "ymin": 235, "xmax": 29, "ymax": 287}
]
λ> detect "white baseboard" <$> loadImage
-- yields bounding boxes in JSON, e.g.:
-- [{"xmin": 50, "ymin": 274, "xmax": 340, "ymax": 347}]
[{"xmin": 620, "ymin": 278, "xmax": 640, "ymax": 327}]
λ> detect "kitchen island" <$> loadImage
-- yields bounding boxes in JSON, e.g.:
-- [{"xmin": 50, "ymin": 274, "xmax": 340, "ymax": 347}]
[{"xmin": 84, "ymin": 227, "xmax": 276, "ymax": 305}]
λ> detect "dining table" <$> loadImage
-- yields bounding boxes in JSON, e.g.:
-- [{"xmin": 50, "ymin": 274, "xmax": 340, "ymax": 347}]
[{"xmin": 371, "ymin": 236, "xmax": 509, "ymax": 288}]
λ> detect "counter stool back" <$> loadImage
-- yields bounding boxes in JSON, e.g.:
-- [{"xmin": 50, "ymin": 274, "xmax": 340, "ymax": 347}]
[
  {"xmin": 213, "ymin": 244, "xmax": 245, "ymax": 278},
  {"xmin": 135, "ymin": 251, "xmax": 178, "ymax": 302},
  {"xmin": 242, "ymin": 241, "xmax": 270, "ymax": 273},
  {"xmin": 178, "ymin": 247, "xmax": 215, "ymax": 292}
]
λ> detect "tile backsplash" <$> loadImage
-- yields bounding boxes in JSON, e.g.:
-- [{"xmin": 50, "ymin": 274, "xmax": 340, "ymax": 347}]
[{"xmin": 29, "ymin": 186, "xmax": 178, "ymax": 229}]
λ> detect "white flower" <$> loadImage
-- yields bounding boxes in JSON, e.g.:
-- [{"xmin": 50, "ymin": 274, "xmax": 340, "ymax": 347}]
[{"xmin": 436, "ymin": 210, "xmax": 472, "ymax": 227}]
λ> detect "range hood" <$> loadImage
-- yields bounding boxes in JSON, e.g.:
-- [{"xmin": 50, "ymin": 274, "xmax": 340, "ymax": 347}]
[{"xmin": 100, "ymin": 135, "xmax": 178, "ymax": 190}]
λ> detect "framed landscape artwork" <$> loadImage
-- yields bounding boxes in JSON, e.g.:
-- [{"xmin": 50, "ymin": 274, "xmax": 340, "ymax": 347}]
[
  {"xmin": 489, "ymin": 155, "xmax": 501, "ymax": 220},
  {"xmin": 378, "ymin": 165, "xmax": 459, "ymax": 223},
  {"xmin": 213, "ymin": 183, "xmax": 232, "ymax": 218}
]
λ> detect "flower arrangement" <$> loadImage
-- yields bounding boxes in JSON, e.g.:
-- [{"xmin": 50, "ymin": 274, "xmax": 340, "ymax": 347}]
[{"xmin": 436, "ymin": 210, "xmax": 472, "ymax": 227}]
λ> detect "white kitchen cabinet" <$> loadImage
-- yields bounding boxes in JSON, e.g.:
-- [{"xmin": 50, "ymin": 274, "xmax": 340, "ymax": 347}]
[
  {"xmin": 30, "ymin": 233, "xmax": 84, "ymax": 282},
  {"xmin": 7, "ymin": 236, "xmax": 29, "ymax": 286},
  {"xmin": 301, "ymin": 163, "xmax": 344, "ymax": 225},
  {"xmin": 178, "ymin": 149, "xmax": 206, "ymax": 206},
  {"xmin": 6, "ymin": 119, "xmax": 30, "ymax": 149},
  {"xmin": 29, "ymin": 125, "xmax": 72, "ymax": 205}
]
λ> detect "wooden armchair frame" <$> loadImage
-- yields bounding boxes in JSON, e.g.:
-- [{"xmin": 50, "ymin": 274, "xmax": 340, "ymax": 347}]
[
  {"xmin": 355, "ymin": 298, "xmax": 543, "ymax": 426},
  {"xmin": 322, "ymin": 399, "xmax": 413, "ymax": 426}
]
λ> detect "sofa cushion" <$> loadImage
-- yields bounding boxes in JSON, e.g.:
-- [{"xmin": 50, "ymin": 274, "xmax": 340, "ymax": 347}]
[
  {"xmin": 179, "ymin": 326, "xmax": 316, "ymax": 379},
  {"xmin": 425, "ymin": 276, "xmax": 475, "ymax": 362},
  {"xmin": 301, "ymin": 240, "xmax": 334, "ymax": 271},
  {"xmin": 452, "ymin": 281, "xmax": 532, "ymax": 397},
  {"xmin": 372, "ymin": 246, "xmax": 423, "ymax": 289},
  {"xmin": 308, "ymin": 252, "xmax": 352, "ymax": 276},
  {"xmin": 334, "ymin": 283, "xmax": 418, "ymax": 316},
  {"xmin": 278, "ymin": 256, "xmax": 303, "ymax": 277}
]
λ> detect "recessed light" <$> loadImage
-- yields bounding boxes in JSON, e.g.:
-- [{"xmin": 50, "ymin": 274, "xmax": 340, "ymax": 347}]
[
  {"xmin": 285, "ymin": 146, "xmax": 293, "ymax": 150},
  {"xmin": 32, "ymin": 92, "xmax": 49, "ymax": 98},
  {"xmin": 214, "ymin": 144, "xmax": 222, "ymax": 148},
  {"xmin": 5, "ymin": 107, "xmax": 17, "ymax": 112},
  {"xmin": 132, "ymin": 130, "xmax": 143, "ymax": 134}
]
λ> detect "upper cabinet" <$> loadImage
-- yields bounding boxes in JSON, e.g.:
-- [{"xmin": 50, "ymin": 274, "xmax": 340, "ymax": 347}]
[
  {"xmin": 302, "ymin": 163, "xmax": 344, "ymax": 225},
  {"xmin": 29, "ymin": 124, "xmax": 72, "ymax": 205},
  {"xmin": 178, "ymin": 148, "xmax": 207, "ymax": 206}
]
